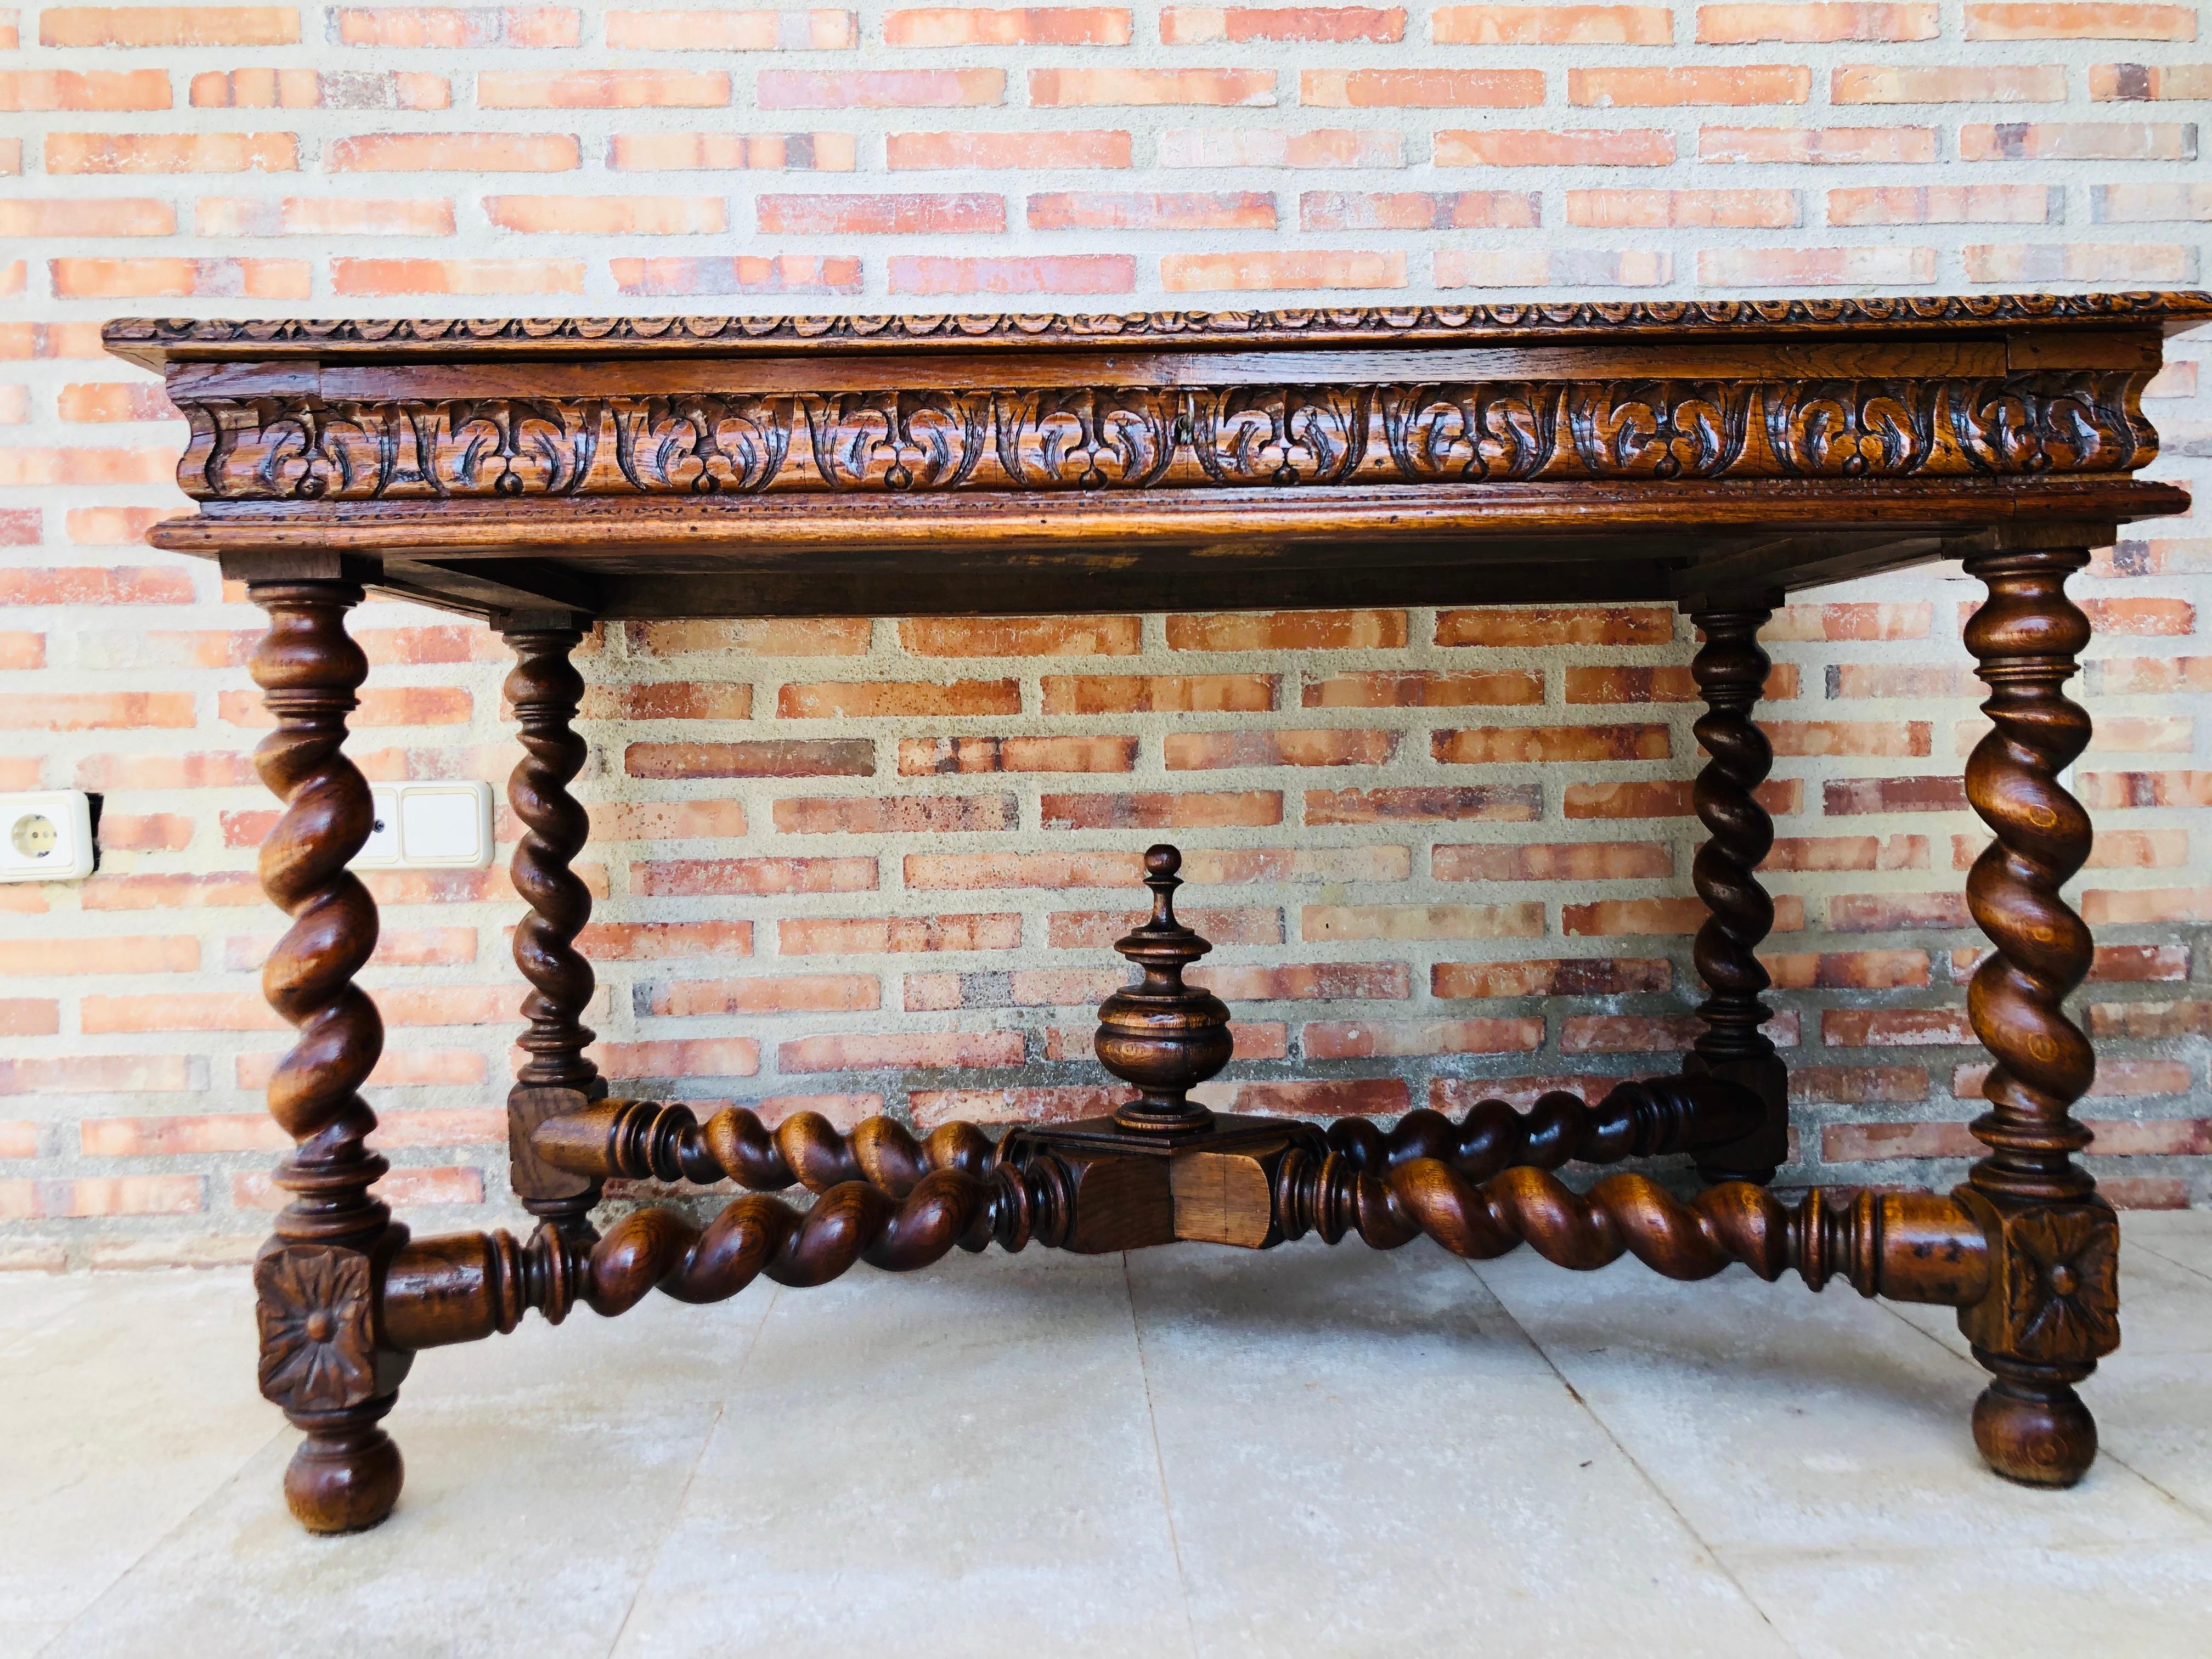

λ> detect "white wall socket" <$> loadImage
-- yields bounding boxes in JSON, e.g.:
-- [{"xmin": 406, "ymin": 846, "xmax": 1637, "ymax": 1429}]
[
  {"xmin": 355, "ymin": 781, "xmax": 495, "ymax": 870},
  {"xmin": 0, "ymin": 791, "xmax": 97, "ymax": 883}
]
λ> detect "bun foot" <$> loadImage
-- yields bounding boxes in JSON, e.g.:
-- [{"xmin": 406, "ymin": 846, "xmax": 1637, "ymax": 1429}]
[
  {"xmin": 1970, "ymin": 1352, "xmax": 2097, "ymax": 1489},
  {"xmin": 284, "ymin": 1402, "xmax": 404, "ymax": 1534}
]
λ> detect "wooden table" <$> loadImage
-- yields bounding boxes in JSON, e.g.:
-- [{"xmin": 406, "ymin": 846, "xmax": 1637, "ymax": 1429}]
[{"xmin": 108, "ymin": 291, "xmax": 2211, "ymax": 1533}]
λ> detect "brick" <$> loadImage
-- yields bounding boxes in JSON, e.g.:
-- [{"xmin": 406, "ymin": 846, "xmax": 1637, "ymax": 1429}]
[
  {"xmin": 1306, "ymin": 668, "xmax": 1542, "ymax": 707},
  {"xmin": 607, "ymin": 7, "xmax": 853, "ymax": 47},
  {"xmin": 1049, "ymin": 906, "xmax": 1278, "ymax": 947},
  {"xmin": 2091, "ymin": 63, "xmax": 2212, "ymax": 99},
  {"xmin": 888, "ymin": 7, "xmax": 1131, "ymax": 43},
  {"xmin": 1434, "ymin": 723, "xmax": 1670, "ymax": 764},
  {"xmin": 334, "ymin": 5, "xmax": 582, "ymax": 46},
  {"xmin": 1700, "ymin": 125, "xmax": 1936, "ymax": 162},
  {"xmin": 332, "ymin": 257, "xmax": 584, "ymax": 296},
  {"xmin": 759, "ymin": 191, "xmax": 1002, "ymax": 234},
  {"xmin": 1963, "ymin": 243, "xmax": 2196, "ymax": 283},
  {"xmin": 0, "ymin": 447, "xmax": 177, "ymax": 487},
  {"xmin": 1440, "ymin": 4, "xmax": 1671, "ymax": 40},
  {"xmin": 1830, "ymin": 184, "xmax": 2055, "ymax": 224},
  {"xmin": 1434, "ymin": 841, "xmax": 1671, "ymax": 881},
  {"xmin": 588, "ymin": 800, "xmax": 751, "ymax": 841},
  {"xmin": 484, "ymin": 195, "xmax": 726, "ymax": 234},
  {"xmin": 1835, "ymin": 65, "xmax": 2067, "ymax": 102},
  {"xmin": 189, "ymin": 68, "xmax": 450, "ymax": 109},
  {"xmin": 613, "ymin": 256, "xmax": 863, "ymax": 296},
  {"xmin": 1437, "ymin": 249, "xmax": 1674, "ymax": 286},
  {"xmin": 0, "ymin": 70, "xmax": 172, "ymax": 110},
  {"xmin": 1567, "ymin": 188, "xmax": 1797, "ymax": 227},
  {"xmin": 2096, "ymin": 183, "xmax": 2212, "ymax": 222},
  {"xmin": 890, "ymin": 130, "xmax": 1129, "ymax": 169},
  {"xmin": 0, "ymin": 565, "xmax": 194, "ymax": 606},
  {"xmin": 1160, "ymin": 127, "xmax": 1406, "ymax": 167},
  {"xmin": 1561, "ymin": 1014, "xmax": 1705, "ymax": 1053},
  {"xmin": 1167, "ymin": 729, "xmax": 1397, "ymax": 768},
  {"xmin": 479, "ymin": 70, "xmax": 730, "ymax": 108},
  {"xmin": 2083, "ymin": 596, "xmax": 2194, "ymax": 634},
  {"xmin": 580, "ymin": 681, "xmax": 752, "ymax": 720},
  {"xmin": 1044, "ymin": 674, "xmax": 1272, "ymax": 713},
  {"xmin": 1702, "ymin": 245, "xmax": 1937, "ymax": 284},
  {"xmin": 0, "ymin": 631, "xmax": 42, "ymax": 668},
  {"xmin": 0, "ymin": 1001, "xmax": 59, "ymax": 1037},
  {"xmin": 1966, "ymin": 3, "xmax": 2195, "ymax": 38},
  {"xmin": 0, "ymin": 199, "xmax": 173, "ymax": 236},
  {"xmin": 902, "ymin": 616, "xmax": 1139, "ymax": 655},
  {"xmin": 640, "ymin": 974, "xmax": 878, "ymax": 1017},
  {"xmin": 889, "ymin": 255, "xmax": 1134, "ymax": 294},
  {"xmin": 0, "ymin": 691, "xmax": 194, "ymax": 730},
  {"xmin": 1568, "ymin": 778, "xmax": 1799, "ymax": 819},
  {"xmin": 1438, "ymin": 604, "xmax": 1673, "ymax": 646},
  {"xmin": 1232, "ymin": 1079, "xmax": 1408, "ymax": 1118},
  {"xmin": 1568, "ymin": 663, "xmax": 1797, "ymax": 702},
  {"xmin": 628, "ymin": 618, "xmax": 871, "ymax": 656},
  {"xmin": 759, "ymin": 70, "xmax": 1003, "ymax": 108},
  {"xmin": 905, "ymin": 851, "xmax": 1139, "ymax": 889},
  {"xmin": 1791, "ymin": 1065, "xmax": 1929, "ymax": 1104},
  {"xmin": 1572, "ymin": 65, "xmax": 1809, "ymax": 105},
  {"xmin": 1303, "ymin": 902, "xmax": 1543, "ymax": 941},
  {"xmin": 1165, "ymin": 5, "xmax": 1404, "ymax": 39},
  {"xmin": 1434, "ymin": 958, "xmax": 1670, "ymax": 997},
  {"xmin": 1032, "ymin": 68, "xmax": 1277, "ymax": 105},
  {"xmin": 46, "ymin": 132, "xmax": 298, "ymax": 172},
  {"xmin": 1764, "ymin": 949, "xmax": 1928, "ymax": 989},
  {"xmin": 912, "ymin": 1085, "xmax": 1120, "ymax": 1126},
  {"xmin": 1306, "ymin": 1017, "xmax": 1543, "ymax": 1058},
  {"xmin": 0, "ymin": 935, "xmax": 196, "ymax": 975},
  {"xmin": 780, "ymin": 1030, "xmax": 1023, "ymax": 1072},
  {"xmin": 636, "ymin": 856, "xmax": 877, "ymax": 897},
  {"xmin": 331, "ymin": 131, "xmax": 578, "ymax": 172},
  {"xmin": 780, "ymin": 913, "xmax": 1022, "ymax": 954},
  {"xmin": 2083, "ymin": 888, "xmax": 2212, "ymax": 926},
  {"xmin": 1961, "ymin": 121, "xmax": 2196, "ymax": 159},
  {"xmin": 0, "ymin": 1054, "xmax": 201, "ymax": 1094},
  {"xmin": 196, "ymin": 195, "xmax": 455, "ymax": 235},
  {"xmin": 1307, "ymin": 785, "xmax": 1541, "ymax": 823},
  {"xmin": 778, "ymin": 679, "xmax": 1018, "ymax": 718},
  {"xmin": 591, "ymin": 1039, "xmax": 761, "ymax": 1080},
  {"xmin": 576, "ymin": 919, "xmax": 753, "ymax": 960},
  {"xmin": 1769, "ymin": 833, "xmax": 1927, "ymax": 871},
  {"xmin": 774, "ymin": 793, "xmax": 1015, "ymax": 833},
  {"xmin": 1301, "ymin": 68, "xmax": 1544, "ymax": 106},
  {"xmin": 57, "ymin": 253, "xmax": 314, "ymax": 299},
  {"xmin": 32, "ymin": 1175, "xmax": 204, "ymax": 1218},
  {"xmin": 41, "ymin": 7, "xmax": 298, "ymax": 46},
  {"xmin": 900, "ymin": 736, "xmax": 1135, "ymax": 774},
  {"xmin": 1824, "ymin": 1007, "xmax": 1976, "ymax": 1047},
  {"xmin": 610, "ymin": 132, "xmax": 857, "ymax": 172},
  {"xmin": 1437, "ymin": 128, "xmax": 1673, "ymax": 168},
  {"xmin": 1701, "ymin": 2, "xmax": 1933, "ymax": 39},
  {"xmin": 628, "ymin": 738, "xmax": 873, "ymax": 779},
  {"xmin": 1300, "ymin": 189, "xmax": 1538, "ymax": 230},
  {"xmin": 1166, "ymin": 247, "xmax": 1407, "ymax": 290},
  {"xmin": 1827, "ymin": 891, "xmax": 1971, "ymax": 931},
  {"xmin": 1031, "ymin": 191, "xmax": 1276, "ymax": 231},
  {"xmin": 1041, "ymin": 790, "xmax": 1282, "ymax": 828}
]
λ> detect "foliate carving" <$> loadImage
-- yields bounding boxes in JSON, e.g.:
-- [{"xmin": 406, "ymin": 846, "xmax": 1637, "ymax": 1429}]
[
  {"xmin": 255, "ymin": 1245, "xmax": 377, "ymax": 1412},
  {"xmin": 106, "ymin": 290, "xmax": 2212, "ymax": 360},
  {"xmin": 1957, "ymin": 1190, "xmax": 2121, "ymax": 1365},
  {"xmin": 172, "ymin": 373, "xmax": 2155, "ymax": 503}
]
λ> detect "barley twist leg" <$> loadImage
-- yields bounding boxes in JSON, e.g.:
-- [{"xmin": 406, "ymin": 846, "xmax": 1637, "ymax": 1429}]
[
  {"xmin": 247, "ymin": 577, "xmax": 407, "ymax": 1534},
  {"xmin": 1955, "ymin": 544, "xmax": 2118, "ymax": 1488}
]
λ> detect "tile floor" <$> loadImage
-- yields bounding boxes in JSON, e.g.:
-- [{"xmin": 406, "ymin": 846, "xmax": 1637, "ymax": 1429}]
[{"xmin": 5, "ymin": 1212, "xmax": 2209, "ymax": 1658}]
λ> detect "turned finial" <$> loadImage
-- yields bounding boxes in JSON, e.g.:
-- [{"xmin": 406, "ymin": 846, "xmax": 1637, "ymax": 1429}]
[{"xmin": 1095, "ymin": 844, "xmax": 1233, "ymax": 1135}]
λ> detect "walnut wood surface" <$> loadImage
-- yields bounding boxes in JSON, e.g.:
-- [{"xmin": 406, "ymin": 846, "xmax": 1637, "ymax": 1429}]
[
  {"xmin": 1955, "ymin": 545, "xmax": 2120, "ymax": 1488},
  {"xmin": 246, "ymin": 579, "xmax": 408, "ymax": 1534},
  {"xmin": 111, "ymin": 293, "xmax": 2206, "ymax": 620}
]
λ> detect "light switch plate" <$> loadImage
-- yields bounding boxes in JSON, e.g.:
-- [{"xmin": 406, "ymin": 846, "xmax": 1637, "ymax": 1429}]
[
  {"xmin": 355, "ymin": 781, "xmax": 495, "ymax": 870},
  {"xmin": 0, "ymin": 790, "xmax": 97, "ymax": 883}
]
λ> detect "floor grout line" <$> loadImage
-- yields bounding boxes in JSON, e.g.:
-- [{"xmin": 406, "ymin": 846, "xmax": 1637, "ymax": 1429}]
[
  {"xmin": 1458, "ymin": 1256, "xmax": 1809, "ymax": 1659},
  {"xmin": 603, "ymin": 1285, "xmax": 780, "ymax": 1659},
  {"xmin": 1121, "ymin": 1252, "xmax": 1203, "ymax": 1659},
  {"xmin": 2125, "ymin": 1233, "xmax": 2212, "ymax": 1289}
]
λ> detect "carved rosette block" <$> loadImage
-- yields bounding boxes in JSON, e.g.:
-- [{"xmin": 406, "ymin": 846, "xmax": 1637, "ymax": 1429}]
[
  {"xmin": 1096, "ymin": 846, "xmax": 1234, "ymax": 1135},
  {"xmin": 1956, "ymin": 544, "xmax": 2114, "ymax": 1488},
  {"xmin": 247, "ymin": 577, "xmax": 409, "ymax": 1533},
  {"xmin": 502, "ymin": 621, "xmax": 604, "ymax": 1229},
  {"xmin": 1682, "ymin": 599, "xmax": 1790, "ymax": 1187}
]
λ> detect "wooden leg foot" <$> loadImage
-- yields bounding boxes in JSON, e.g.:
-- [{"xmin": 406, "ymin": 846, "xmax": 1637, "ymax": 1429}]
[
  {"xmin": 1971, "ymin": 1352, "xmax": 2097, "ymax": 1488},
  {"xmin": 283, "ymin": 1400, "xmax": 404, "ymax": 1533}
]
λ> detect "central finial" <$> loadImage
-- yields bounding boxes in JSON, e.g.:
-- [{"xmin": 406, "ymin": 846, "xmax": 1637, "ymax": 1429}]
[{"xmin": 1094, "ymin": 844, "xmax": 1233, "ymax": 1135}]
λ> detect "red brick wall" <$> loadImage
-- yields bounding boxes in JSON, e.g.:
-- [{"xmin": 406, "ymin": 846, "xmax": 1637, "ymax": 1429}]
[{"xmin": 0, "ymin": 3, "xmax": 2207, "ymax": 1266}]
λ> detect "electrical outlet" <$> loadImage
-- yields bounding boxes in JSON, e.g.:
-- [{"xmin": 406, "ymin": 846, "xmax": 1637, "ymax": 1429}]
[
  {"xmin": 0, "ymin": 791, "xmax": 97, "ymax": 883},
  {"xmin": 354, "ymin": 781, "xmax": 495, "ymax": 870}
]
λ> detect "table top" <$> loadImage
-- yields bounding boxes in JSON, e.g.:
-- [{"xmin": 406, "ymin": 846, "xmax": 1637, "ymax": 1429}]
[{"xmin": 111, "ymin": 291, "xmax": 2212, "ymax": 624}]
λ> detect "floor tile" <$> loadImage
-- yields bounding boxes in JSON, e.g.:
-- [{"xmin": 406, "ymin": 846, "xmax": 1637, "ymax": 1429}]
[
  {"xmin": 1725, "ymin": 1540, "xmax": 2212, "ymax": 1658},
  {"xmin": 612, "ymin": 1248, "xmax": 1187, "ymax": 1659},
  {"xmin": 0, "ymin": 1271, "xmax": 274, "ymax": 1645},
  {"xmin": 1129, "ymin": 1240, "xmax": 1792, "ymax": 1659},
  {"xmin": 1470, "ymin": 1248, "xmax": 2209, "ymax": 1555},
  {"xmin": 49, "ymin": 1280, "xmax": 770, "ymax": 1659}
]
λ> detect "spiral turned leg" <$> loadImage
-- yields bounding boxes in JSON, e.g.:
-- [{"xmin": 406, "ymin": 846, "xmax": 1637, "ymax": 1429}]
[
  {"xmin": 1684, "ymin": 597, "xmax": 1788, "ymax": 1187},
  {"xmin": 1954, "ymin": 545, "xmax": 2118, "ymax": 1488},
  {"xmin": 246, "ymin": 578, "xmax": 408, "ymax": 1534},
  {"xmin": 501, "ymin": 618, "xmax": 605, "ymax": 1240}
]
